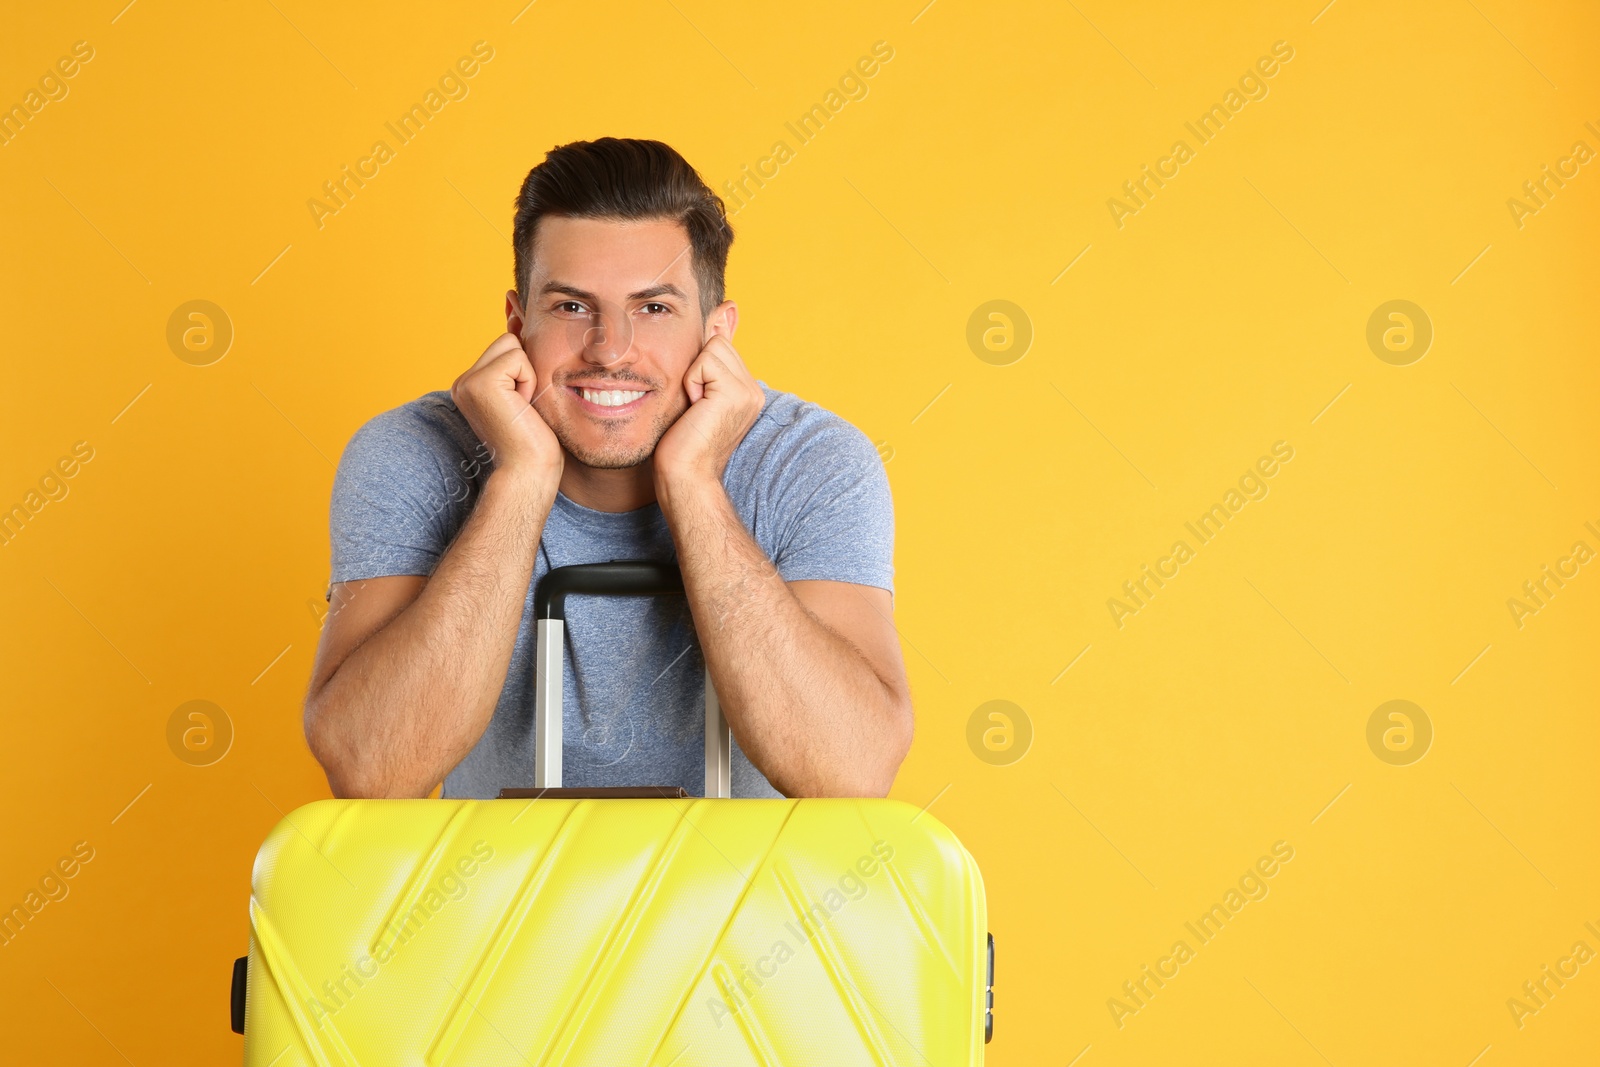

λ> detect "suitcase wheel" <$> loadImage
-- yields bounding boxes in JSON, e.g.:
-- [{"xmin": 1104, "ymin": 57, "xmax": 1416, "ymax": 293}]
[
  {"xmin": 231, "ymin": 955, "xmax": 248, "ymax": 1034},
  {"xmin": 979, "ymin": 934, "xmax": 992, "ymax": 1043}
]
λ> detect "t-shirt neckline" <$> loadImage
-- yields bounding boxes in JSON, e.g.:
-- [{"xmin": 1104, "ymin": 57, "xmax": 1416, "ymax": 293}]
[{"xmin": 550, "ymin": 490, "xmax": 666, "ymax": 532}]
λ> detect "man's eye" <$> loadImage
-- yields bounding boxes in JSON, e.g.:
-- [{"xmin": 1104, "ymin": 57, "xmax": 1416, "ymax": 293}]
[
  {"xmin": 640, "ymin": 303, "xmax": 670, "ymax": 316},
  {"xmin": 555, "ymin": 301, "xmax": 588, "ymax": 314}
]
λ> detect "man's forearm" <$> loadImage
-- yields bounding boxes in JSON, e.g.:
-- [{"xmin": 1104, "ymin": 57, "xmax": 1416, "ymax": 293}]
[
  {"xmin": 659, "ymin": 477, "xmax": 911, "ymax": 797},
  {"xmin": 306, "ymin": 470, "xmax": 552, "ymax": 797}
]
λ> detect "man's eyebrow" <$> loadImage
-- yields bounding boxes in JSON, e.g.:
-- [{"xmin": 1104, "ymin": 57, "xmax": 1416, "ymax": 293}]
[
  {"xmin": 627, "ymin": 282, "xmax": 689, "ymax": 302},
  {"xmin": 537, "ymin": 281, "xmax": 689, "ymax": 303},
  {"xmin": 538, "ymin": 282, "xmax": 598, "ymax": 303}
]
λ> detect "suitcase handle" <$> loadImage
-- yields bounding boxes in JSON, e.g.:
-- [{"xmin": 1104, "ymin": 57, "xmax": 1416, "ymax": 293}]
[
  {"xmin": 531, "ymin": 561, "xmax": 731, "ymax": 798},
  {"xmin": 535, "ymin": 560, "xmax": 687, "ymax": 618}
]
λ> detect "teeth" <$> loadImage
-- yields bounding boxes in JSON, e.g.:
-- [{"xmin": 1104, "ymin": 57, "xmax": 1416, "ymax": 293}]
[{"xmin": 580, "ymin": 388, "xmax": 645, "ymax": 408}]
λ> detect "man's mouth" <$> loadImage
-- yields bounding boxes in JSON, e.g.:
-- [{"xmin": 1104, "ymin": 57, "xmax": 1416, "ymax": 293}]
[{"xmin": 568, "ymin": 384, "xmax": 651, "ymax": 415}]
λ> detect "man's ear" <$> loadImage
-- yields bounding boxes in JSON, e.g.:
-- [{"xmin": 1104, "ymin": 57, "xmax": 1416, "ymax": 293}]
[
  {"xmin": 704, "ymin": 300, "xmax": 738, "ymax": 342},
  {"xmin": 505, "ymin": 290, "xmax": 527, "ymax": 337}
]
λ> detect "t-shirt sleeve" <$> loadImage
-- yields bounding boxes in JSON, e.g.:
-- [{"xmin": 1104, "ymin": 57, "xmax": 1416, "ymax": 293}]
[
  {"xmin": 766, "ymin": 413, "xmax": 895, "ymax": 594},
  {"xmin": 327, "ymin": 407, "xmax": 473, "ymax": 591}
]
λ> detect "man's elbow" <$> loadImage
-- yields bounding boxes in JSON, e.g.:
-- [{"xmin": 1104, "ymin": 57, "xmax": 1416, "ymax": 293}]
[
  {"xmin": 303, "ymin": 698, "xmax": 380, "ymax": 799},
  {"xmin": 877, "ymin": 690, "xmax": 915, "ymax": 795},
  {"xmin": 320, "ymin": 757, "xmax": 380, "ymax": 799},
  {"xmin": 852, "ymin": 688, "xmax": 914, "ymax": 798},
  {"xmin": 313, "ymin": 746, "xmax": 391, "ymax": 799}
]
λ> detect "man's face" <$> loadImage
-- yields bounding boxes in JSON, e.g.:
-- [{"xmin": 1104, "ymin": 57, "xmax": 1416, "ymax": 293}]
[{"xmin": 509, "ymin": 215, "xmax": 732, "ymax": 470}]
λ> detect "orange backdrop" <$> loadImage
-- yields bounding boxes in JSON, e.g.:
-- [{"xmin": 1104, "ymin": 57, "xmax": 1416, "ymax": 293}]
[{"xmin": 1, "ymin": 1, "xmax": 1596, "ymax": 1063}]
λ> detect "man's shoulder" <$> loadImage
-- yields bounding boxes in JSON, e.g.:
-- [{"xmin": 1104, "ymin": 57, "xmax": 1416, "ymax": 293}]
[
  {"xmin": 352, "ymin": 389, "xmax": 470, "ymax": 446},
  {"xmin": 727, "ymin": 384, "xmax": 894, "ymax": 587},
  {"xmin": 734, "ymin": 383, "xmax": 880, "ymax": 478},
  {"xmin": 341, "ymin": 390, "xmax": 478, "ymax": 475}
]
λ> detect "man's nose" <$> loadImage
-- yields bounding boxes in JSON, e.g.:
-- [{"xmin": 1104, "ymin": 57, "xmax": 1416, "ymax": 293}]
[{"xmin": 577, "ymin": 304, "xmax": 636, "ymax": 368}]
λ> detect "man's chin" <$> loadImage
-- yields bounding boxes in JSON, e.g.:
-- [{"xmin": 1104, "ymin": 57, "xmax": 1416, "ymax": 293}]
[
  {"xmin": 555, "ymin": 427, "xmax": 659, "ymax": 471},
  {"xmin": 547, "ymin": 404, "xmax": 677, "ymax": 472},
  {"xmin": 564, "ymin": 445, "xmax": 655, "ymax": 470}
]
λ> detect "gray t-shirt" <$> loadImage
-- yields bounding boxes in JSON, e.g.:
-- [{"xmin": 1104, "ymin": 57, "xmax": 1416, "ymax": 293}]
[{"xmin": 327, "ymin": 383, "xmax": 894, "ymax": 799}]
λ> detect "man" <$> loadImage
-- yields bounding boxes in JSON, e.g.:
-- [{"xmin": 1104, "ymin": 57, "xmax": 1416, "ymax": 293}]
[{"xmin": 303, "ymin": 137, "xmax": 912, "ymax": 800}]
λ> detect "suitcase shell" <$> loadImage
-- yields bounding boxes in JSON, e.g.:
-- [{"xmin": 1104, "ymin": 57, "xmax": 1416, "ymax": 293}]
[{"xmin": 242, "ymin": 794, "xmax": 987, "ymax": 1064}]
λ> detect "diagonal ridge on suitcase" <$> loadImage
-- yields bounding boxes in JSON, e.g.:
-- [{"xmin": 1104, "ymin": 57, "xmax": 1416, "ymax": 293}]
[
  {"xmin": 370, "ymin": 801, "xmax": 479, "ymax": 957},
  {"xmin": 642, "ymin": 800, "xmax": 802, "ymax": 1066},
  {"xmin": 250, "ymin": 896, "xmax": 363, "ymax": 1067},
  {"xmin": 771, "ymin": 862, "xmax": 899, "ymax": 1066},
  {"xmin": 533, "ymin": 799, "xmax": 706, "ymax": 1066},
  {"xmin": 708, "ymin": 958, "xmax": 782, "ymax": 1067},
  {"xmin": 316, "ymin": 800, "xmax": 364, "ymax": 863},
  {"xmin": 856, "ymin": 803, "xmax": 962, "ymax": 984},
  {"xmin": 426, "ymin": 801, "xmax": 592, "ymax": 1066}
]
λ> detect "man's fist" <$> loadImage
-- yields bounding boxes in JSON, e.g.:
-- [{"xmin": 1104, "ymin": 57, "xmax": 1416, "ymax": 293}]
[
  {"xmin": 653, "ymin": 333, "xmax": 765, "ymax": 491},
  {"xmin": 450, "ymin": 333, "xmax": 563, "ymax": 490}
]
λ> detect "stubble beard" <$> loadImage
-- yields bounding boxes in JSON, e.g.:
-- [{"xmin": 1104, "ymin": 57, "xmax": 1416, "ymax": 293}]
[
  {"xmin": 541, "ymin": 380, "xmax": 684, "ymax": 470},
  {"xmin": 554, "ymin": 409, "xmax": 672, "ymax": 469}
]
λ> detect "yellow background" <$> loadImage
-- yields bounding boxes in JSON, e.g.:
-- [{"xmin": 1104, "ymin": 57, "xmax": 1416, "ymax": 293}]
[{"xmin": 2, "ymin": 1, "xmax": 1596, "ymax": 1063}]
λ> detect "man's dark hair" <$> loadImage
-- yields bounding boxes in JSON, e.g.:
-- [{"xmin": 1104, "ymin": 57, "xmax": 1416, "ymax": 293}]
[{"xmin": 512, "ymin": 137, "xmax": 734, "ymax": 319}]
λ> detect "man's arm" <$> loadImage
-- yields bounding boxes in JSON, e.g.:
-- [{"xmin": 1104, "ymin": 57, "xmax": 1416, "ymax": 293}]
[
  {"xmin": 661, "ymin": 476, "xmax": 913, "ymax": 796},
  {"xmin": 653, "ymin": 334, "xmax": 912, "ymax": 797},
  {"xmin": 304, "ymin": 469, "xmax": 552, "ymax": 797},
  {"xmin": 303, "ymin": 333, "xmax": 563, "ymax": 798}
]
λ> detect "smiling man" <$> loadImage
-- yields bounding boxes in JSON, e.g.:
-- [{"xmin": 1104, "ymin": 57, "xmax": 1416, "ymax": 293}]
[{"xmin": 303, "ymin": 137, "xmax": 912, "ymax": 800}]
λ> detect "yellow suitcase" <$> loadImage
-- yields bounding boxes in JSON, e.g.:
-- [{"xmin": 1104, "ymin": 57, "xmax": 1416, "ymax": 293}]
[{"xmin": 232, "ymin": 563, "xmax": 991, "ymax": 1065}]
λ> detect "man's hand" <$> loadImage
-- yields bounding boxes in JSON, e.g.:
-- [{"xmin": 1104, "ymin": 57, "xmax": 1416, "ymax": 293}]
[
  {"xmin": 653, "ymin": 334, "xmax": 765, "ymax": 493},
  {"xmin": 451, "ymin": 333, "xmax": 563, "ymax": 488}
]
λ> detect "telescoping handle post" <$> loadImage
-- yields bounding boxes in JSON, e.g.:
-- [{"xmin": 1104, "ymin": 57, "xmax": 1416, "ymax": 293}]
[{"xmin": 532, "ymin": 561, "xmax": 731, "ymax": 799}]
